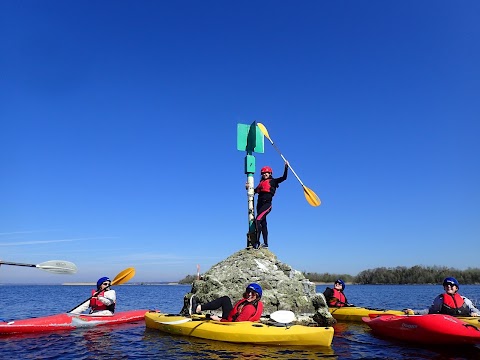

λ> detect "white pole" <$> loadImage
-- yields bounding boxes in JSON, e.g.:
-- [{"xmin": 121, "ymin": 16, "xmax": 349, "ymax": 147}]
[{"xmin": 246, "ymin": 174, "xmax": 256, "ymax": 248}]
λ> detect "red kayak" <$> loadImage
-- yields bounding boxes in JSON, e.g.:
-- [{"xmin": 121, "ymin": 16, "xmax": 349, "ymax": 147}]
[
  {"xmin": 0, "ymin": 309, "xmax": 149, "ymax": 335},
  {"xmin": 363, "ymin": 314, "xmax": 480, "ymax": 345}
]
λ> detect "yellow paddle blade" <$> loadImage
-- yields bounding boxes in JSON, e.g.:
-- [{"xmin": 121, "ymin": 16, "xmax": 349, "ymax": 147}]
[
  {"xmin": 256, "ymin": 123, "xmax": 272, "ymax": 142},
  {"xmin": 112, "ymin": 267, "xmax": 136, "ymax": 286},
  {"xmin": 303, "ymin": 186, "xmax": 321, "ymax": 207}
]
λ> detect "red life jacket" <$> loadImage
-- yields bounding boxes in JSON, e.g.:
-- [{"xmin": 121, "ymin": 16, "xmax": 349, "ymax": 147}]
[
  {"xmin": 226, "ymin": 299, "xmax": 263, "ymax": 322},
  {"xmin": 328, "ymin": 289, "xmax": 347, "ymax": 307},
  {"xmin": 89, "ymin": 290, "xmax": 115, "ymax": 313},
  {"xmin": 255, "ymin": 179, "xmax": 276, "ymax": 196},
  {"xmin": 441, "ymin": 292, "xmax": 469, "ymax": 316}
]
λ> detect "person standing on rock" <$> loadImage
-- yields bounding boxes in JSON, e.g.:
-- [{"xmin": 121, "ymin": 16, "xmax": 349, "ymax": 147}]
[
  {"xmin": 246, "ymin": 161, "xmax": 288, "ymax": 249},
  {"xmin": 189, "ymin": 283, "xmax": 264, "ymax": 322}
]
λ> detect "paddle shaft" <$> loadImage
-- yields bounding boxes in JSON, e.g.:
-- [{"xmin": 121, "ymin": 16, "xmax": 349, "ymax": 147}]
[
  {"xmin": 0, "ymin": 261, "xmax": 38, "ymax": 268},
  {"xmin": 66, "ymin": 285, "xmax": 112, "ymax": 313},
  {"xmin": 265, "ymin": 137, "xmax": 305, "ymax": 187},
  {"xmin": 258, "ymin": 122, "xmax": 321, "ymax": 207},
  {"xmin": 336, "ymin": 300, "xmax": 355, "ymax": 307}
]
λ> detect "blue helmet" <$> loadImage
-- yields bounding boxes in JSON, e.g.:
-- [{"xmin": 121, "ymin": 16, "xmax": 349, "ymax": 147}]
[
  {"xmin": 246, "ymin": 283, "xmax": 263, "ymax": 298},
  {"xmin": 335, "ymin": 279, "xmax": 346, "ymax": 290},
  {"xmin": 97, "ymin": 276, "xmax": 111, "ymax": 289},
  {"xmin": 443, "ymin": 277, "xmax": 459, "ymax": 288}
]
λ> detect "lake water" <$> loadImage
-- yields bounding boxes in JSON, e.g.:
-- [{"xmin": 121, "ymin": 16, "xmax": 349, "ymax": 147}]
[{"xmin": 1, "ymin": 284, "xmax": 480, "ymax": 359}]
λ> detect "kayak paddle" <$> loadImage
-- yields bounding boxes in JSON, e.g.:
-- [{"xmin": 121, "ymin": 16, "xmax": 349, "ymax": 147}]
[
  {"xmin": 0, "ymin": 260, "xmax": 78, "ymax": 274},
  {"xmin": 269, "ymin": 310, "xmax": 296, "ymax": 324},
  {"xmin": 67, "ymin": 267, "xmax": 136, "ymax": 313},
  {"xmin": 257, "ymin": 123, "xmax": 321, "ymax": 207}
]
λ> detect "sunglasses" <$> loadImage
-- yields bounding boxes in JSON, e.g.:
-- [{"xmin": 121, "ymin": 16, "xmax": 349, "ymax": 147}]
[
  {"xmin": 444, "ymin": 283, "xmax": 456, "ymax": 287},
  {"xmin": 102, "ymin": 282, "xmax": 111, "ymax": 286},
  {"xmin": 246, "ymin": 290, "xmax": 257, "ymax": 296}
]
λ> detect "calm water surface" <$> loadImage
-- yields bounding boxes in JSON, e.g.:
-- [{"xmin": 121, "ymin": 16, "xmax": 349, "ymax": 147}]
[{"xmin": 1, "ymin": 284, "xmax": 480, "ymax": 359}]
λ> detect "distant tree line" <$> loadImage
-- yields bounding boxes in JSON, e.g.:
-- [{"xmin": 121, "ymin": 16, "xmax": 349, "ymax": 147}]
[
  {"xmin": 303, "ymin": 266, "xmax": 480, "ymax": 285},
  {"xmin": 179, "ymin": 266, "xmax": 480, "ymax": 285},
  {"xmin": 302, "ymin": 272, "xmax": 355, "ymax": 283},
  {"xmin": 354, "ymin": 265, "xmax": 480, "ymax": 284}
]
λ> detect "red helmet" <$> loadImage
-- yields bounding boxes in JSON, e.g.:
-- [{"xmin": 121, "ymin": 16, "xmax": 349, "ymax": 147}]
[{"xmin": 261, "ymin": 166, "xmax": 273, "ymax": 174}]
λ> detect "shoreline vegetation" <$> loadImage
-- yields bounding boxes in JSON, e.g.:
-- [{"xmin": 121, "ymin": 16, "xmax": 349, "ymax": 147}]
[
  {"xmin": 177, "ymin": 265, "xmax": 480, "ymax": 285},
  {"xmin": 303, "ymin": 265, "xmax": 480, "ymax": 285},
  {"xmin": 4, "ymin": 265, "xmax": 479, "ymax": 286}
]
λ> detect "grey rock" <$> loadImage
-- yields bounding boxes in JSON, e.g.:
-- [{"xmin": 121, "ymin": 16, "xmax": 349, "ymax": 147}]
[{"xmin": 179, "ymin": 248, "xmax": 335, "ymax": 326}]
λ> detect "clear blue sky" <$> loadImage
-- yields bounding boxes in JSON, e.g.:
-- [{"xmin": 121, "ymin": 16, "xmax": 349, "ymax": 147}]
[{"xmin": 1, "ymin": 1, "xmax": 479, "ymax": 284}]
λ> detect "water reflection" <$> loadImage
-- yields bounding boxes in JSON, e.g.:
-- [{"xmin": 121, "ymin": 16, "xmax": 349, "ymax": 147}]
[{"xmin": 143, "ymin": 328, "xmax": 336, "ymax": 359}]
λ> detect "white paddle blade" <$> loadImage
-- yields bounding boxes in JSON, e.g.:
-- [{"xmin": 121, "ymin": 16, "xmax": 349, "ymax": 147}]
[
  {"xmin": 270, "ymin": 310, "xmax": 296, "ymax": 324},
  {"xmin": 36, "ymin": 260, "xmax": 78, "ymax": 274}
]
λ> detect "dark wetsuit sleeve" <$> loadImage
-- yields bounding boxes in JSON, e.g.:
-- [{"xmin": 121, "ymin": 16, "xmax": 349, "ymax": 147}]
[{"xmin": 274, "ymin": 165, "xmax": 288, "ymax": 184}]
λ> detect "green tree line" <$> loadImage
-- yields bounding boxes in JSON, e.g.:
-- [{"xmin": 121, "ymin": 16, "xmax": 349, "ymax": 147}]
[
  {"xmin": 179, "ymin": 265, "xmax": 480, "ymax": 285},
  {"xmin": 303, "ymin": 265, "xmax": 480, "ymax": 285},
  {"xmin": 302, "ymin": 272, "xmax": 355, "ymax": 283}
]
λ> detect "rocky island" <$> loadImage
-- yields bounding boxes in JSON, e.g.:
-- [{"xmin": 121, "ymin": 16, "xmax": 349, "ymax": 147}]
[{"xmin": 179, "ymin": 247, "xmax": 335, "ymax": 326}]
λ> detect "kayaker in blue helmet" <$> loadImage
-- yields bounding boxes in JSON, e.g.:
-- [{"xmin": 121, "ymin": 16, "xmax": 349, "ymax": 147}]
[
  {"xmin": 323, "ymin": 279, "xmax": 353, "ymax": 307},
  {"xmin": 188, "ymin": 283, "xmax": 264, "ymax": 322},
  {"xmin": 70, "ymin": 276, "xmax": 117, "ymax": 315},
  {"xmin": 405, "ymin": 277, "xmax": 480, "ymax": 317}
]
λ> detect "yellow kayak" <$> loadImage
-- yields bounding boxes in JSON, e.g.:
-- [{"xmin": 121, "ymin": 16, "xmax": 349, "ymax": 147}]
[
  {"xmin": 457, "ymin": 316, "xmax": 480, "ymax": 327},
  {"xmin": 329, "ymin": 306, "xmax": 404, "ymax": 322},
  {"xmin": 145, "ymin": 312, "xmax": 334, "ymax": 346}
]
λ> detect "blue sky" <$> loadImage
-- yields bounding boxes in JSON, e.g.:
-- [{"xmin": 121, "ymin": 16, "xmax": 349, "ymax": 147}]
[{"xmin": 1, "ymin": 1, "xmax": 479, "ymax": 284}]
